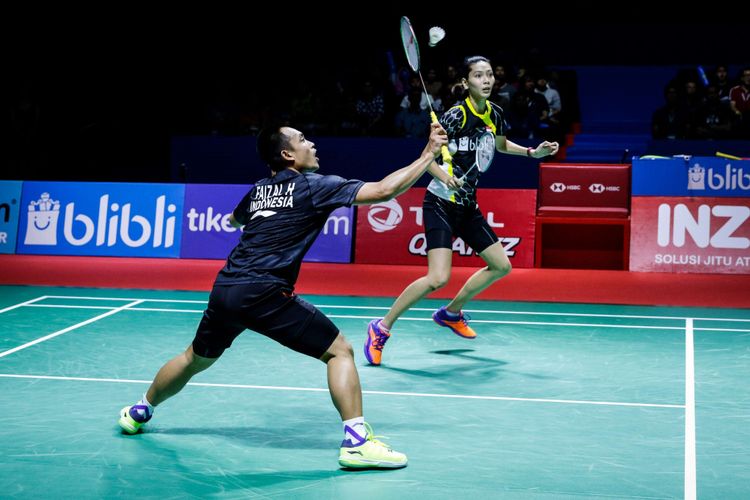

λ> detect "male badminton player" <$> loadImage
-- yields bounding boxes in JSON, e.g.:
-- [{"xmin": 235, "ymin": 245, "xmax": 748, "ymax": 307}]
[{"xmin": 119, "ymin": 122, "xmax": 447, "ymax": 469}]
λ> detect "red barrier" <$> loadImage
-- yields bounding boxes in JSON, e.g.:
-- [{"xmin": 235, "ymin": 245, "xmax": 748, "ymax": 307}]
[
  {"xmin": 536, "ymin": 163, "xmax": 631, "ymax": 270},
  {"xmin": 537, "ymin": 163, "xmax": 630, "ymax": 217},
  {"xmin": 355, "ymin": 188, "xmax": 537, "ymax": 267},
  {"xmin": 630, "ymin": 196, "xmax": 750, "ymax": 274}
]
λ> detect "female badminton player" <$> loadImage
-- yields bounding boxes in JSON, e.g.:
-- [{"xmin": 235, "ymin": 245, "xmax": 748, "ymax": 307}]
[{"xmin": 365, "ymin": 56, "xmax": 559, "ymax": 366}]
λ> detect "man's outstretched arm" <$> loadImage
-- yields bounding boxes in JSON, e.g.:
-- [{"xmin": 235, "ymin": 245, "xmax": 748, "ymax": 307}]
[{"xmin": 354, "ymin": 123, "xmax": 447, "ymax": 205}]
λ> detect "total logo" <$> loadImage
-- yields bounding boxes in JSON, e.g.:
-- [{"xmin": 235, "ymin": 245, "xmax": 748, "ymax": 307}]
[
  {"xmin": 367, "ymin": 199, "xmax": 403, "ymax": 233},
  {"xmin": 24, "ymin": 192, "xmax": 177, "ymax": 248}
]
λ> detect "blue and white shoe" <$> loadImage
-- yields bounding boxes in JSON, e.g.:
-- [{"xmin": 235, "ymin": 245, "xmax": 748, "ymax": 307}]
[{"xmin": 118, "ymin": 404, "xmax": 152, "ymax": 434}]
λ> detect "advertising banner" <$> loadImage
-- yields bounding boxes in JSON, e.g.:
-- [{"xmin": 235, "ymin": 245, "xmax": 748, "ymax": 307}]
[
  {"xmin": 303, "ymin": 206, "xmax": 355, "ymax": 263},
  {"xmin": 632, "ymin": 157, "xmax": 750, "ymax": 197},
  {"xmin": 0, "ymin": 181, "xmax": 23, "ymax": 254},
  {"xmin": 355, "ymin": 188, "xmax": 536, "ymax": 267},
  {"xmin": 181, "ymin": 184, "xmax": 249, "ymax": 259},
  {"xmin": 181, "ymin": 184, "xmax": 354, "ymax": 262},
  {"xmin": 17, "ymin": 182, "xmax": 185, "ymax": 257},
  {"xmin": 630, "ymin": 196, "xmax": 750, "ymax": 274}
]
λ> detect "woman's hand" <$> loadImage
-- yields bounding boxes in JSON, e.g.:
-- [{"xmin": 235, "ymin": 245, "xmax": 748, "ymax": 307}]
[
  {"xmin": 531, "ymin": 141, "xmax": 560, "ymax": 158},
  {"xmin": 444, "ymin": 176, "xmax": 464, "ymax": 191}
]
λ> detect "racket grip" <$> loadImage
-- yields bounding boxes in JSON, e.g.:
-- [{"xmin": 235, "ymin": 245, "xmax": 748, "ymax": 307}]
[
  {"xmin": 716, "ymin": 151, "xmax": 743, "ymax": 160},
  {"xmin": 429, "ymin": 111, "xmax": 452, "ymax": 164}
]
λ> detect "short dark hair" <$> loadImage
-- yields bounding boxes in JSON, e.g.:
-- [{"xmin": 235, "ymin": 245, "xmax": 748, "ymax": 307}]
[{"xmin": 256, "ymin": 123, "xmax": 292, "ymax": 172}]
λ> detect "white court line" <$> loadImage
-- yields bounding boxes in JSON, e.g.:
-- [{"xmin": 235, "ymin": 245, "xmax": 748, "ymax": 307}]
[
  {"xmin": 684, "ymin": 319, "xmax": 696, "ymax": 500},
  {"xmin": 13, "ymin": 304, "xmax": 750, "ymax": 332},
  {"xmin": 13, "ymin": 305, "xmax": 692, "ymax": 330},
  {"xmin": 0, "ymin": 300, "xmax": 145, "ymax": 359},
  {"xmin": 0, "ymin": 373, "xmax": 684, "ymax": 409},
  {"xmin": 319, "ymin": 305, "xmax": 750, "ymax": 323},
  {"xmin": 0, "ymin": 296, "xmax": 48, "ymax": 314},
  {"xmin": 325, "ymin": 315, "xmax": 689, "ymax": 330},
  {"xmin": 27, "ymin": 304, "xmax": 119, "ymax": 311},
  {"xmin": 34, "ymin": 295, "xmax": 750, "ymax": 323},
  {"xmin": 45, "ymin": 295, "xmax": 205, "ymax": 304}
]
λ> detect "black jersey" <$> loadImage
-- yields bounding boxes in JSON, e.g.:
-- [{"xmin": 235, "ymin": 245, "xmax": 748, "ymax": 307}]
[
  {"xmin": 430, "ymin": 98, "xmax": 506, "ymax": 206},
  {"xmin": 216, "ymin": 169, "xmax": 364, "ymax": 286}
]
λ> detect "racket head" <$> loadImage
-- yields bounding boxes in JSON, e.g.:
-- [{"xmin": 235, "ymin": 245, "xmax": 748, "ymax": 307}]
[
  {"xmin": 400, "ymin": 16, "xmax": 420, "ymax": 72},
  {"xmin": 475, "ymin": 131, "xmax": 496, "ymax": 173}
]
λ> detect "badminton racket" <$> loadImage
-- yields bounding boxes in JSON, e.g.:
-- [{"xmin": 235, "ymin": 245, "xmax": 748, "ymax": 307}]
[
  {"xmin": 400, "ymin": 16, "xmax": 452, "ymax": 164},
  {"xmin": 457, "ymin": 131, "xmax": 496, "ymax": 181}
]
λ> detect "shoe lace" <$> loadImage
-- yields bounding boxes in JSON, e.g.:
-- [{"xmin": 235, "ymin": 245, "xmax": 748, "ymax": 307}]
[
  {"xmin": 363, "ymin": 422, "xmax": 392, "ymax": 449},
  {"xmin": 445, "ymin": 309, "xmax": 471, "ymax": 326},
  {"xmin": 371, "ymin": 331, "xmax": 388, "ymax": 351}
]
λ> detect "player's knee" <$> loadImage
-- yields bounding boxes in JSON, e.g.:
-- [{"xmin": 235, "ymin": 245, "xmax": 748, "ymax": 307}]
[
  {"xmin": 489, "ymin": 260, "xmax": 512, "ymax": 278},
  {"xmin": 328, "ymin": 334, "xmax": 354, "ymax": 359},
  {"xmin": 341, "ymin": 339, "xmax": 354, "ymax": 358},
  {"xmin": 185, "ymin": 346, "xmax": 217, "ymax": 373},
  {"xmin": 427, "ymin": 273, "xmax": 450, "ymax": 290}
]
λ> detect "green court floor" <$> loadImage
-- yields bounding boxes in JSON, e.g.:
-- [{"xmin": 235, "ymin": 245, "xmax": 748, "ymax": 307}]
[{"xmin": 1, "ymin": 285, "xmax": 748, "ymax": 499}]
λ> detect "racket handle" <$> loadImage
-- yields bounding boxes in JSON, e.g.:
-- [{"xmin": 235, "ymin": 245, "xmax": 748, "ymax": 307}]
[
  {"xmin": 716, "ymin": 151, "xmax": 743, "ymax": 160},
  {"xmin": 430, "ymin": 111, "xmax": 452, "ymax": 164}
]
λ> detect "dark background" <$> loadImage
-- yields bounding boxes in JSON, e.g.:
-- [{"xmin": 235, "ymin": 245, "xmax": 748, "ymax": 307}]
[{"xmin": 6, "ymin": 4, "xmax": 748, "ymax": 182}]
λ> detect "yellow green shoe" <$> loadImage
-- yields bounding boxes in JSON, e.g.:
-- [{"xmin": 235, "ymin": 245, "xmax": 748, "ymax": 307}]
[
  {"xmin": 118, "ymin": 405, "xmax": 152, "ymax": 434},
  {"xmin": 338, "ymin": 422, "xmax": 407, "ymax": 469}
]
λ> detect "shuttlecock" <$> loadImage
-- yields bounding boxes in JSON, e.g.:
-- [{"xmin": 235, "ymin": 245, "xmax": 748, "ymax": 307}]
[{"xmin": 428, "ymin": 26, "xmax": 445, "ymax": 47}]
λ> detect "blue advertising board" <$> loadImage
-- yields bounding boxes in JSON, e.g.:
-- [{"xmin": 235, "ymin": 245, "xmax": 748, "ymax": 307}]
[
  {"xmin": 304, "ymin": 206, "xmax": 355, "ymax": 263},
  {"xmin": 633, "ymin": 157, "xmax": 750, "ymax": 197},
  {"xmin": 181, "ymin": 184, "xmax": 249, "ymax": 259},
  {"xmin": 18, "ymin": 181, "xmax": 185, "ymax": 257},
  {"xmin": 0, "ymin": 181, "xmax": 23, "ymax": 254}
]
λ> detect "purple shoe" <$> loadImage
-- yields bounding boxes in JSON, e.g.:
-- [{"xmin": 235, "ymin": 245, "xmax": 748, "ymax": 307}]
[{"xmin": 364, "ymin": 319, "xmax": 391, "ymax": 366}]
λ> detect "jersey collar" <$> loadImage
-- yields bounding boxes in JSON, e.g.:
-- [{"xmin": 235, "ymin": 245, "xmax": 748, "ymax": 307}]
[{"xmin": 464, "ymin": 98, "xmax": 496, "ymax": 134}]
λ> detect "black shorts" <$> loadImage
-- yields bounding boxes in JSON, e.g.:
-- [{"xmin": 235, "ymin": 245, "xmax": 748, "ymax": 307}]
[
  {"xmin": 192, "ymin": 282, "xmax": 339, "ymax": 359},
  {"xmin": 423, "ymin": 191, "xmax": 499, "ymax": 253}
]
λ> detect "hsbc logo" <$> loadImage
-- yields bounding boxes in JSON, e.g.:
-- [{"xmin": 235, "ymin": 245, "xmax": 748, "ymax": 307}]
[
  {"xmin": 588, "ymin": 183, "xmax": 621, "ymax": 194},
  {"xmin": 550, "ymin": 183, "xmax": 581, "ymax": 192}
]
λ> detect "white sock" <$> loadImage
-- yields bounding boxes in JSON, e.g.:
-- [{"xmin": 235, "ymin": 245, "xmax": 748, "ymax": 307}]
[
  {"xmin": 343, "ymin": 416, "xmax": 367, "ymax": 444},
  {"xmin": 378, "ymin": 320, "xmax": 391, "ymax": 333},
  {"xmin": 139, "ymin": 393, "xmax": 154, "ymax": 414}
]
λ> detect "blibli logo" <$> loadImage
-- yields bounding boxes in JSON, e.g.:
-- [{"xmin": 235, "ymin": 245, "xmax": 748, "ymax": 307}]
[
  {"xmin": 687, "ymin": 164, "xmax": 705, "ymax": 190},
  {"xmin": 687, "ymin": 162, "xmax": 750, "ymax": 192},
  {"xmin": 25, "ymin": 192, "xmax": 177, "ymax": 248},
  {"xmin": 706, "ymin": 164, "xmax": 750, "ymax": 191},
  {"xmin": 24, "ymin": 192, "xmax": 61, "ymax": 245}
]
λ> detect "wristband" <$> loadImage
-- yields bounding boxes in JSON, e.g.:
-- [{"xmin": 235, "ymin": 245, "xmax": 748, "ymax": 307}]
[{"xmin": 526, "ymin": 147, "xmax": 533, "ymax": 157}]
